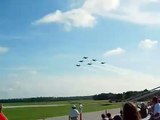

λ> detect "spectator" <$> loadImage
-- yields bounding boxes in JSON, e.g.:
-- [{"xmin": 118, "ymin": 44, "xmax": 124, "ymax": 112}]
[
  {"xmin": 101, "ymin": 113, "xmax": 108, "ymax": 120},
  {"xmin": 113, "ymin": 115, "xmax": 122, "ymax": 120},
  {"xmin": 139, "ymin": 103, "xmax": 148, "ymax": 118},
  {"xmin": 69, "ymin": 105, "xmax": 80, "ymax": 120},
  {"xmin": 106, "ymin": 113, "xmax": 113, "ymax": 120},
  {"xmin": 150, "ymin": 96, "xmax": 160, "ymax": 120},
  {"xmin": 0, "ymin": 103, "xmax": 8, "ymax": 120},
  {"xmin": 123, "ymin": 102, "xmax": 141, "ymax": 120},
  {"xmin": 120, "ymin": 109, "xmax": 123, "ymax": 118}
]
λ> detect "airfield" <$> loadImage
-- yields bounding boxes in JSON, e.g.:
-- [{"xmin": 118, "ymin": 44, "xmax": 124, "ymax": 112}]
[
  {"xmin": 3, "ymin": 100, "xmax": 152, "ymax": 120},
  {"xmin": 45, "ymin": 109, "xmax": 150, "ymax": 120},
  {"xmin": 44, "ymin": 108, "xmax": 120, "ymax": 120},
  {"xmin": 3, "ymin": 100, "xmax": 121, "ymax": 120}
]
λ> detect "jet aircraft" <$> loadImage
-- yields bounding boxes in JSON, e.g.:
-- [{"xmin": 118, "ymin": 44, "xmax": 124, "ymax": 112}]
[
  {"xmin": 83, "ymin": 56, "xmax": 88, "ymax": 59},
  {"xmin": 87, "ymin": 63, "xmax": 92, "ymax": 65},
  {"xmin": 92, "ymin": 59, "xmax": 97, "ymax": 61}
]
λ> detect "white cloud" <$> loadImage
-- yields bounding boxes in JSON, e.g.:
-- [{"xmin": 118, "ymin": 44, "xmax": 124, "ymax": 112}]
[
  {"xmin": 0, "ymin": 46, "xmax": 9, "ymax": 54},
  {"xmin": 34, "ymin": 0, "xmax": 119, "ymax": 30},
  {"xmin": 82, "ymin": 0, "xmax": 119, "ymax": 15},
  {"xmin": 34, "ymin": 0, "xmax": 160, "ymax": 29},
  {"xmin": 103, "ymin": 0, "xmax": 160, "ymax": 26},
  {"xmin": 34, "ymin": 9, "xmax": 96, "ymax": 30},
  {"xmin": 139, "ymin": 39, "xmax": 158, "ymax": 50},
  {"xmin": 104, "ymin": 48, "xmax": 126, "ymax": 57}
]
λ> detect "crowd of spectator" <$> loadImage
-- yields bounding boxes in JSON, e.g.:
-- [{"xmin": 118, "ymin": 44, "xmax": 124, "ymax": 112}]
[{"xmin": 100, "ymin": 96, "xmax": 160, "ymax": 120}]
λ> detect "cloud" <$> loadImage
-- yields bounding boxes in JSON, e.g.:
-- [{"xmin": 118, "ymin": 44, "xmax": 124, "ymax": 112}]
[
  {"xmin": 0, "ymin": 46, "xmax": 9, "ymax": 54},
  {"xmin": 34, "ymin": 9, "xmax": 96, "ymax": 30},
  {"xmin": 40, "ymin": 0, "xmax": 160, "ymax": 27},
  {"xmin": 102, "ymin": 0, "xmax": 160, "ymax": 26},
  {"xmin": 139, "ymin": 39, "xmax": 158, "ymax": 50},
  {"xmin": 82, "ymin": 0, "xmax": 119, "ymax": 15},
  {"xmin": 34, "ymin": 0, "xmax": 160, "ymax": 30},
  {"xmin": 34, "ymin": 0, "xmax": 119, "ymax": 30},
  {"xmin": 104, "ymin": 47, "xmax": 126, "ymax": 57},
  {"xmin": 1, "ymin": 64, "xmax": 160, "ymax": 99}
]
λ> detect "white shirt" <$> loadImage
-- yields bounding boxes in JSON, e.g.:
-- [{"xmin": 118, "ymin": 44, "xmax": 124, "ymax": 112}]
[
  {"xmin": 69, "ymin": 108, "xmax": 80, "ymax": 117},
  {"xmin": 154, "ymin": 103, "xmax": 160, "ymax": 115}
]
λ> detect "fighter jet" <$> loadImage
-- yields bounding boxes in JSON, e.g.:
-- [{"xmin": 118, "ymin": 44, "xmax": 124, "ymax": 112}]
[
  {"xmin": 83, "ymin": 56, "xmax": 88, "ymax": 59},
  {"xmin": 79, "ymin": 60, "xmax": 83, "ymax": 62},
  {"xmin": 76, "ymin": 64, "xmax": 80, "ymax": 67},
  {"xmin": 92, "ymin": 59, "xmax": 97, "ymax": 61},
  {"xmin": 87, "ymin": 63, "xmax": 92, "ymax": 65},
  {"xmin": 101, "ymin": 62, "xmax": 105, "ymax": 64}
]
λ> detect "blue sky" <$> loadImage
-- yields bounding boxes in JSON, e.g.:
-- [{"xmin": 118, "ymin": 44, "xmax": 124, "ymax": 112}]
[{"xmin": 1, "ymin": 0, "xmax": 160, "ymax": 99}]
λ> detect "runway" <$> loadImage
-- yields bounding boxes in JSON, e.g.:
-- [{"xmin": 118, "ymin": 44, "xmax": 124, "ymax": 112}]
[
  {"xmin": 44, "ymin": 108, "xmax": 121, "ymax": 120},
  {"xmin": 43, "ymin": 108, "xmax": 150, "ymax": 120}
]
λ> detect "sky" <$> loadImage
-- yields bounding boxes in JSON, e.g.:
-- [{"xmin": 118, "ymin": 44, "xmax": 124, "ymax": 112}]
[{"xmin": 1, "ymin": 0, "xmax": 160, "ymax": 99}]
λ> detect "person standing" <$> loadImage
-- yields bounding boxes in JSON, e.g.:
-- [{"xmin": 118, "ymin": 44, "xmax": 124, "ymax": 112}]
[
  {"xmin": 139, "ymin": 103, "xmax": 148, "ymax": 118},
  {"xmin": 69, "ymin": 105, "xmax": 80, "ymax": 120},
  {"xmin": 106, "ymin": 113, "xmax": 113, "ymax": 120},
  {"xmin": 150, "ymin": 96, "xmax": 160, "ymax": 120},
  {"xmin": 101, "ymin": 113, "xmax": 108, "ymax": 120},
  {"xmin": 0, "ymin": 103, "xmax": 8, "ymax": 120},
  {"xmin": 123, "ymin": 102, "xmax": 141, "ymax": 120}
]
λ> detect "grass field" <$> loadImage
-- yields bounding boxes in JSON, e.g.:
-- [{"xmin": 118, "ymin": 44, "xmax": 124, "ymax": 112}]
[{"xmin": 3, "ymin": 100, "xmax": 121, "ymax": 120}]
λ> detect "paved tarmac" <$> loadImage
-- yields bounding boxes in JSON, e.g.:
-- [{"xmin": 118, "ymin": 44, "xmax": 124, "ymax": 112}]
[
  {"xmin": 42, "ymin": 108, "xmax": 150, "ymax": 120},
  {"xmin": 45, "ymin": 108, "xmax": 121, "ymax": 120}
]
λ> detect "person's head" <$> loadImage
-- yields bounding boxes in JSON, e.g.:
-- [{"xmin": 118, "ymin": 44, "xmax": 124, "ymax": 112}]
[
  {"xmin": 123, "ymin": 102, "xmax": 141, "ymax": 120},
  {"xmin": 152, "ymin": 96, "xmax": 158, "ymax": 104},
  {"xmin": 101, "ymin": 113, "xmax": 106, "ymax": 119},
  {"xmin": 113, "ymin": 115, "xmax": 122, "ymax": 120},
  {"xmin": 106, "ymin": 113, "xmax": 112, "ymax": 118},
  {"xmin": 72, "ymin": 105, "xmax": 76, "ymax": 109}
]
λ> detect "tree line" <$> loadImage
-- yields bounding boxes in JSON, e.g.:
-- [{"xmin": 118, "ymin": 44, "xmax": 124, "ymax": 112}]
[
  {"xmin": 0, "ymin": 89, "xmax": 154, "ymax": 103},
  {"xmin": 0, "ymin": 96, "xmax": 92, "ymax": 103}
]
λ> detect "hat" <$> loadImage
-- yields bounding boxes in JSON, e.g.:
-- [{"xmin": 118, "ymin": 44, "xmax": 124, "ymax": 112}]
[{"xmin": 72, "ymin": 105, "xmax": 76, "ymax": 109}]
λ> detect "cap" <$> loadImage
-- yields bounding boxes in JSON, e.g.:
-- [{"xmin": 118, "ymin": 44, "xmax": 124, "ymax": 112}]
[{"xmin": 72, "ymin": 105, "xmax": 76, "ymax": 109}]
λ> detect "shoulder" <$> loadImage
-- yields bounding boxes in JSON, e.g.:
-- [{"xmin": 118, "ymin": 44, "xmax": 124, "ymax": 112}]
[
  {"xmin": 155, "ymin": 103, "xmax": 160, "ymax": 107},
  {"xmin": 75, "ymin": 109, "xmax": 80, "ymax": 113},
  {"xmin": 0, "ymin": 113, "xmax": 7, "ymax": 120}
]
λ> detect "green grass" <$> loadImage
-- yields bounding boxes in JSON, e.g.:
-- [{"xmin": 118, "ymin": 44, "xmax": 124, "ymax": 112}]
[
  {"xmin": 3, "ymin": 101, "xmax": 68, "ymax": 106},
  {"xmin": 3, "ymin": 100, "xmax": 121, "ymax": 120}
]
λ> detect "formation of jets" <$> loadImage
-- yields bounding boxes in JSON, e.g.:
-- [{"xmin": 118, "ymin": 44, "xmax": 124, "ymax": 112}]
[{"xmin": 76, "ymin": 56, "xmax": 105, "ymax": 67}]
